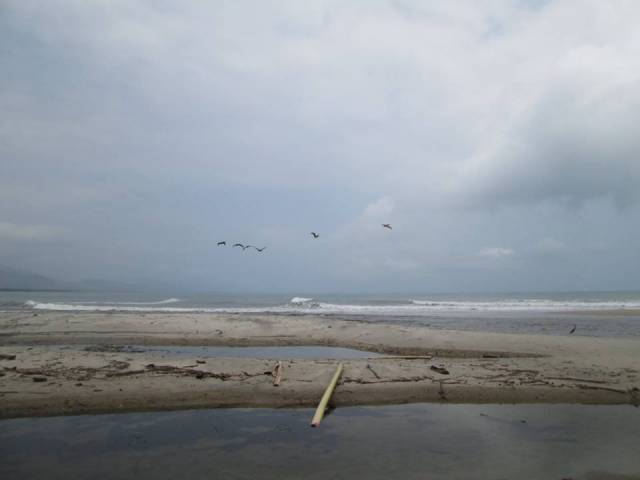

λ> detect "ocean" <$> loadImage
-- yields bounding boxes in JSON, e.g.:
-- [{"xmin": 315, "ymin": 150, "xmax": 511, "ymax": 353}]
[{"xmin": 3, "ymin": 290, "xmax": 640, "ymax": 337}]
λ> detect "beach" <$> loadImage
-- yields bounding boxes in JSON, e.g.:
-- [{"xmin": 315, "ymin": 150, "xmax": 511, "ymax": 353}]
[{"xmin": 1, "ymin": 311, "xmax": 638, "ymax": 418}]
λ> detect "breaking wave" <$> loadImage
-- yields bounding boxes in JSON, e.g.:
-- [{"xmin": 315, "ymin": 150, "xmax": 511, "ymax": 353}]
[
  {"xmin": 289, "ymin": 297, "xmax": 314, "ymax": 304},
  {"xmin": 116, "ymin": 298, "xmax": 181, "ymax": 305},
  {"xmin": 22, "ymin": 297, "xmax": 640, "ymax": 314}
]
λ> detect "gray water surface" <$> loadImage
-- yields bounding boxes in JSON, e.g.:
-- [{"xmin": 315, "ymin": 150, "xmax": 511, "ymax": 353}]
[
  {"xmin": 55, "ymin": 345, "xmax": 383, "ymax": 359},
  {"xmin": 1, "ymin": 404, "xmax": 639, "ymax": 480}
]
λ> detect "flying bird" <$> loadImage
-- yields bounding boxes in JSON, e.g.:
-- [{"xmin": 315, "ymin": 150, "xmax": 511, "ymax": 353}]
[
  {"xmin": 310, "ymin": 232, "xmax": 319, "ymax": 238},
  {"xmin": 382, "ymin": 224, "xmax": 392, "ymax": 230},
  {"xmin": 569, "ymin": 325, "xmax": 576, "ymax": 334},
  {"xmin": 252, "ymin": 246, "xmax": 267, "ymax": 252},
  {"xmin": 233, "ymin": 243, "xmax": 245, "ymax": 249},
  {"xmin": 217, "ymin": 241, "xmax": 226, "ymax": 246}
]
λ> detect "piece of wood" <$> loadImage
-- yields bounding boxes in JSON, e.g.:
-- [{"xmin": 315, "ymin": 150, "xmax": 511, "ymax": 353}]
[
  {"xmin": 272, "ymin": 361, "xmax": 283, "ymax": 386},
  {"xmin": 430, "ymin": 365, "xmax": 450, "ymax": 375},
  {"xmin": 311, "ymin": 363, "xmax": 343, "ymax": 427},
  {"xmin": 364, "ymin": 355, "xmax": 433, "ymax": 360}
]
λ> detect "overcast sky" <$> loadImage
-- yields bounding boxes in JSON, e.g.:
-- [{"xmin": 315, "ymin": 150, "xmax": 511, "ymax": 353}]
[{"xmin": 2, "ymin": 0, "xmax": 640, "ymax": 293}]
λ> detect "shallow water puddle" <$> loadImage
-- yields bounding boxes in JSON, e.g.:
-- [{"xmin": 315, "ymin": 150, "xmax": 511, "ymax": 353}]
[
  {"xmin": 1, "ymin": 404, "xmax": 639, "ymax": 480},
  {"xmin": 54, "ymin": 344, "xmax": 383, "ymax": 359}
]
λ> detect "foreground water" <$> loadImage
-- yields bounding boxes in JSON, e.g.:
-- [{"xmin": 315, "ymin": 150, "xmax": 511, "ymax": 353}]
[
  {"xmin": 1, "ymin": 404, "xmax": 639, "ymax": 480},
  {"xmin": 3, "ymin": 290, "xmax": 640, "ymax": 337}
]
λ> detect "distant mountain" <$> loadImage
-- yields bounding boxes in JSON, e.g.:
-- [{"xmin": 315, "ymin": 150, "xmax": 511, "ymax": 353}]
[
  {"xmin": 0, "ymin": 266, "xmax": 140, "ymax": 292},
  {"xmin": 0, "ymin": 265, "xmax": 62, "ymax": 291}
]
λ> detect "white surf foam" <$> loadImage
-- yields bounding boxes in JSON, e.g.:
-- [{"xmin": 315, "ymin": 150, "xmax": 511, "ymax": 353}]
[
  {"xmin": 24, "ymin": 298, "xmax": 640, "ymax": 314},
  {"xmin": 290, "ymin": 297, "xmax": 314, "ymax": 304},
  {"xmin": 117, "ymin": 298, "xmax": 181, "ymax": 305}
]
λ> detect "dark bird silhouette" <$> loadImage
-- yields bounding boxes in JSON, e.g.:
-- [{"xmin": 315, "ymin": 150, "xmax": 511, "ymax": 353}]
[
  {"xmin": 252, "ymin": 246, "xmax": 267, "ymax": 252},
  {"xmin": 569, "ymin": 325, "xmax": 576, "ymax": 334},
  {"xmin": 382, "ymin": 224, "xmax": 392, "ymax": 230},
  {"xmin": 310, "ymin": 232, "xmax": 319, "ymax": 238},
  {"xmin": 233, "ymin": 243, "xmax": 245, "ymax": 249},
  {"xmin": 217, "ymin": 241, "xmax": 226, "ymax": 246}
]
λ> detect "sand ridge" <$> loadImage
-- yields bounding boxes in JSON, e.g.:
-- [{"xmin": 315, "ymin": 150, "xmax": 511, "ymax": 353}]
[{"xmin": 1, "ymin": 311, "xmax": 639, "ymax": 418}]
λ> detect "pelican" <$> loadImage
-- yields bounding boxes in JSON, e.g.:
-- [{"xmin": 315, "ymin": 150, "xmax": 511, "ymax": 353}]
[
  {"xmin": 217, "ymin": 241, "xmax": 226, "ymax": 246},
  {"xmin": 310, "ymin": 232, "xmax": 319, "ymax": 238},
  {"xmin": 382, "ymin": 224, "xmax": 392, "ymax": 230}
]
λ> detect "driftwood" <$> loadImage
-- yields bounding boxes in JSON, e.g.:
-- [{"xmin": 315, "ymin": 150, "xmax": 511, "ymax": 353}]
[
  {"xmin": 105, "ymin": 369, "xmax": 146, "ymax": 378},
  {"xmin": 438, "ymin": 380, "xmax": 447, "ymax": 400},
  {"xmin": 343, "ymin": 374, "xmax": 431, "ymax": 385},
  {"xmin": 575, "ymin": 384, "xmax": 627, "ymax": 394},
  {"xmin": 546, "ymin": 376, "xmax": 608, "ymax": 384},
  {"xmin": 311, "ymin": 363, "xmax": 343, "ymax": 427},
  {"xmin": 144, "ymin": 364, "xmax": 232, "ymax": 380},
  {"xmin": 272, "ymin": 361, "xmax": 283, "ymax": 386},
  {"xmin": 365, "ymin": 355, "xmax": 433, "ymax": 360},
  {"xmin": 366, "ymin": 364, "xmax": 381, "ymax": 379},
  {"xmin": 430, "ymin": 366, "xmax": 450, "ymax": 375}
]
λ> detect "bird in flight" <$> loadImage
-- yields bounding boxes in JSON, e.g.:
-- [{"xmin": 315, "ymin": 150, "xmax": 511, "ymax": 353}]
[
  {"xmin": 217, "ymin": 241, "xmax": 226, "ymax": 246},
  {"xmin": 233, "ymin": 243, "xmax": 245, "ymax": 249},
  {"xmin": 310, "ymin": 232, "xmax": 319, "ymax": 238},
  {"xmin": 252, "ymin": 246, "xmax": 267, "ymax": 252},
  {"xmin": 569, "ymin": 325, "xmax": 576, "ymax": 334},
  {"xmin": 382, "ymin": 224, "xmax": 392, "ymax": 230}
]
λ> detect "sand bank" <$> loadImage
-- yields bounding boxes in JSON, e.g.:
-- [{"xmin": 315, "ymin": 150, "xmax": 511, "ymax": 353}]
[{"xmin": 1, "ymin": 311, "xmax": 639, "ymax": 418}]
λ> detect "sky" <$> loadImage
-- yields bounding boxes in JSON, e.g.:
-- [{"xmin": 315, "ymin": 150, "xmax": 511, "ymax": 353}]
[{"xmin": 2, "ymin": 0, "xmax": 640, "ymax": 293}]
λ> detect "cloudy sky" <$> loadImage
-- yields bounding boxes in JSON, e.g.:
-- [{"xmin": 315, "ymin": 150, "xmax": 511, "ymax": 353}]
[{"xmin": 2, "ymin": 0, "xmax": 640, "ymax": 293}]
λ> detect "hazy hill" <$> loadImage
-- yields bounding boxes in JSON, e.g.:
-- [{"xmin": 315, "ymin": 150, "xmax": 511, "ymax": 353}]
[
  {"xmin": 0, "ymin": 265, "xmax": 62, "ymax": 290},
  {"xmin": 0, "ymin": 266, "xmax": 141, "ymax": 292}
]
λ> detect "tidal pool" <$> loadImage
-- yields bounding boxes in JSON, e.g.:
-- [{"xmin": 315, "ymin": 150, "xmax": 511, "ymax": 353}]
[{"xmin": 55, "ymin": 344, "xmax": 384, "ymax": 359}]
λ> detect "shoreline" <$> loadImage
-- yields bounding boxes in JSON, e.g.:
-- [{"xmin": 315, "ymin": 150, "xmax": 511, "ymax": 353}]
[{"xmin": 1, "ymin": 311, "xmax": 639, "ymax": 418}]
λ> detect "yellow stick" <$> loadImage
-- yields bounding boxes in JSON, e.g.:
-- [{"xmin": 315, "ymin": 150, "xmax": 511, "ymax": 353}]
[{"xmin": 310, "ymin": 363, "xmax": 343, "ymax": 427}]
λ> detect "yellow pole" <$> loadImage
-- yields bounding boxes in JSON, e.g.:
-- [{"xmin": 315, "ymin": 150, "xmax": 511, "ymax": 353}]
[{"xmin": 310, "ymin": 363, "xmax": 343, "ymax": 427}]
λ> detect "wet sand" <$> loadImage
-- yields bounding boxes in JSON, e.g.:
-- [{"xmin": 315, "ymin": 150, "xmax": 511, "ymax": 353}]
[{"xmin": 1, "ymin": 311, "xmax": 639, "ymax": 418}]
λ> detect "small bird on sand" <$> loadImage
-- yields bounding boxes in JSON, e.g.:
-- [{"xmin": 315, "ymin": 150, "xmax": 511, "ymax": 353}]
[
  {"xmin": 382, "ymin": 224, "xmax": 392, "ymax": 230},
  {"xmin": 233, "ymin": 243, "xmax": 245, "ymax": 249},
  {"xmin": 217, "ymin": 241, "xmax": 226, "ymax": 246},
  {"xmin": 569, "ymin": 325, "xmax": 576, "ymax": 334},
  {"xmin": 310, "ymin": 232, "xmax": 319, "ymax": 238}
]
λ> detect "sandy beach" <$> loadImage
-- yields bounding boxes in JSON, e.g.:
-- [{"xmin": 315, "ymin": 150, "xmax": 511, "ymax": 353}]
[{"xmin": 1, "ymin": 311, "xmax": 639, "ymax": 418}]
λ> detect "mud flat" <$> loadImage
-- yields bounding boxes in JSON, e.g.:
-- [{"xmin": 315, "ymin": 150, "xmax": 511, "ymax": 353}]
[{"xmin": 1, "ymin": 311, "xmax": 639, "ymax": 418}]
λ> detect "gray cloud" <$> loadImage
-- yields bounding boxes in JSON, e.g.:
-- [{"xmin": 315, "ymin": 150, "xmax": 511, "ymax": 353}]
[{"xmin": 2, "ymin": 1, "xmax": 640, "ymax": 292}]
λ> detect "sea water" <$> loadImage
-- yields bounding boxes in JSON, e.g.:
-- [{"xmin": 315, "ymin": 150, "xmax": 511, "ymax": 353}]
[{"xmin": 3, "ymin": 290, "xmax": 640, "ymax": 337}]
